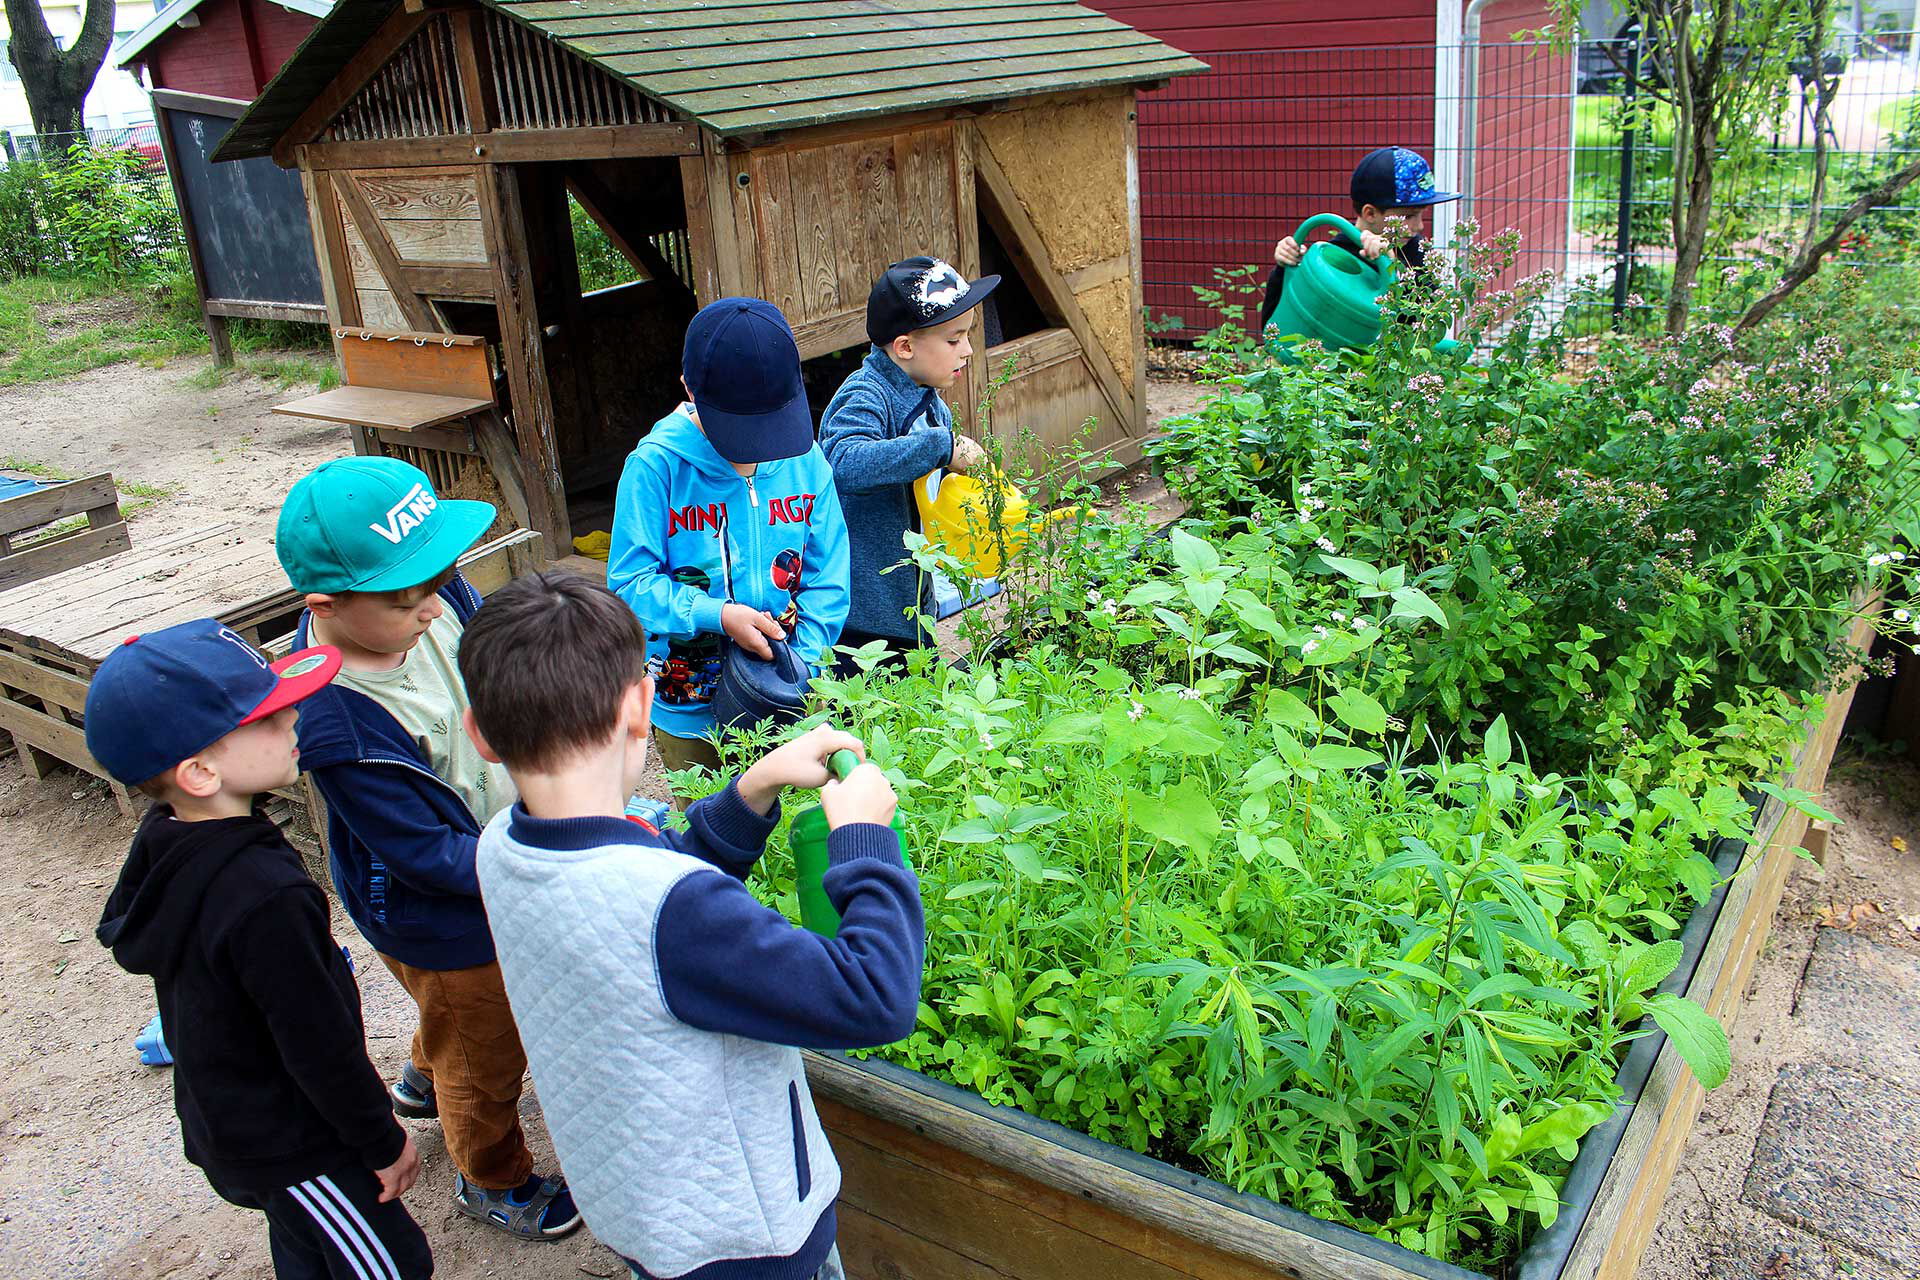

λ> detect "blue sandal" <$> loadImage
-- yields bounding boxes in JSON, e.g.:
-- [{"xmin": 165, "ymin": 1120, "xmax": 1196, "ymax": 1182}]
[{"xmin": 453, "ymin": 1172, "xmax": 581, "ymax": 1241}]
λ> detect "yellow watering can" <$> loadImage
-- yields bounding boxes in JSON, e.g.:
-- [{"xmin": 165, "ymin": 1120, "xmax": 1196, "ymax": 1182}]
[{"xmin": 913, "ymin": 467, "xmax": 1031, "ymax": 579}]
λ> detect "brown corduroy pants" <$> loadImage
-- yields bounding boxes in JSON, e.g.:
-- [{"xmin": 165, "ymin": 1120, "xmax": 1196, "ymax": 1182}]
[{"xmin": 377, "ymin": 955, "xmax": 534, "ymax": 1192}]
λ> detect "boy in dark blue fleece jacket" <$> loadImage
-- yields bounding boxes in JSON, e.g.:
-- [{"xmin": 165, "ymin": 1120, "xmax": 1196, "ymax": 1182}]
[
  {"xmin": 819, "ymin": 257, "xmax": 999, "ymax": 667},
  {"xmin": 277, "ymin": 456, "xmax": 581, "ymax": 1244}
]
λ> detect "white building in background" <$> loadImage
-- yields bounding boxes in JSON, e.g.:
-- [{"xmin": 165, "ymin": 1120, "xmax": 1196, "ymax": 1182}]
[{"xmin": 0, "ymin": 0, "xmax": 163, "ymax": 137}]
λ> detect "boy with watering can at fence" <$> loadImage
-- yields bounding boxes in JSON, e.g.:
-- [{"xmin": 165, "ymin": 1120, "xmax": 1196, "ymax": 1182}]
[{"xmin": 1258, "ymin": 146, "xmax": 1462, "ymax": 349}]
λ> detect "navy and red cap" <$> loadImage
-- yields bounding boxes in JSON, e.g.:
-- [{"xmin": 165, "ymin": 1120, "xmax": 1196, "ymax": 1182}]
[{"xmin": 82, "ymin": 618, "xmax": 341, "ymax": 785}]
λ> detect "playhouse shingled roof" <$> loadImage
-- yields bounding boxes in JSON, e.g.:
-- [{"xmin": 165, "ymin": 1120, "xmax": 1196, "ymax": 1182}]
[{"xmin": 215, "ymin": 0, "xmax": 1206, "ymax": 160}]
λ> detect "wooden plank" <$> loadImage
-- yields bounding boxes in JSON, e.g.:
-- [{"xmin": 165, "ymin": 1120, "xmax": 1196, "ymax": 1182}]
[
  {"xmin": 203, "ymin": 299, "xmax": 331, "ymax": 324},
  {"xmin": 0, "ymin": 690, "xmax": 132, "ymax": 813},
  {"xmin": 352, "ymin": 168, "xmax": 483, "ymax": 221},
  {"xmin": 807, "ymin": 1055, "xmax": 1427, "ymax": 1280},
  {"xmin": 299, "ymin": 124, "xmax": 703, "ymax": 171},
  {"xmin": 986, "ymin": 327, "xmax": 1081, "ymax": 377},
  {"xmin": 336, "ymin": 170, "xmax": 439, "ymax": 331},
  {"xmin": 0, "ymin": 475, "xmax": 119, "ymax": 537},
  {"xmin": 790, "ymin": 307, "xmax": 867, "ymax": 361},
  {"xmin": 479, "ymin": 162, "xmax": 570, "ymax": 547},
  {"xmin": 0, "ymin": 523, "xmax": 132, "ymax": 593},
  {"xmin": 343, "ymin": 205, "xmax": 490, "ymax": 274},
  {"xmin": 373, "ymin": 424, "xmax": 478, "ymax": 455},
  {"xmin": 709, "ymin": 145, "xmax": 760, "ymax": 297},
  {"xmin": 892, "ymin": 128, "xmax": 938, "ymax": 275},
  {"xmin": 784, "ymin": 143, "xmax": 843, "ymax": 318},
  {"xmin": 678, "ymin": 152, "xmax": 722, "ymax": 304},
  {"xmin": 149, "ymin": 88, "xmax": 250, "ymax": 118},
  {"xmin": 356, "ymin": 289, "xmax": 408, "ymax": 330},
  {"xmin": 336, "ymin": 329, "xmax": 492, "ymax": 400},
  {"xmin": 953, "ymin": 123, "xmax": 985, "ymax": 440},
  {"xmin": 0, "ymin": 649, "xmax": 88, "ymax": 714},
  {"xmin": 304, "ymin": 166, "xmax": 365, "ymax": 401},
  {"xmin": 830, "ymin": 1122, "xmax": 1212, "ymax": 1280},
  {"xmin": 974, "ymin": 137, "xmax": 1134, "ymax": 444},
  {"xmin": 1064, "ymin": 255, "xmax": 1130, "ymax": 293},
  {"xmin": 834, "ymin": 1204, "xmax": 1004, "ymax": 1280},
  {"xmin": 448, "ymin": 9, "xmax": 499, "ymax": 134},
  {"xmin": 274, "ymin": 7, "xmax": 433, "ymax": 167},
  {"xmin": 273, "ymin": 386, "xmax": 494, "ymax": 431},
  {"xmin": 749, "ymin": 149, "xmax": 803, "ymax": 318}
]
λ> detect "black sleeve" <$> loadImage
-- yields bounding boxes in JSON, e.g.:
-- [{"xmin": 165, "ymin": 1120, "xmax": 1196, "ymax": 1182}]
[
  {"xmin": 227, "ymin": 885, "xmax": 406, "ymax": 1172},
  {"xmin": 1259, "ymin": 263, "xmax": 1286, "ymax": 329}
]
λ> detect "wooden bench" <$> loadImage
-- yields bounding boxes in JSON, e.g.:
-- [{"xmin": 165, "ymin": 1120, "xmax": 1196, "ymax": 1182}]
[{"xmin": 0, "ymin": 473, "xmax": 130, "ymax": 592}]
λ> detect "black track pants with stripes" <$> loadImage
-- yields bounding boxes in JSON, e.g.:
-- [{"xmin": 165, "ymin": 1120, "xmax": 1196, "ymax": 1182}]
[{"xmin": 211, "ymin": 1164, "xmax": 433, "ymax": 1280}]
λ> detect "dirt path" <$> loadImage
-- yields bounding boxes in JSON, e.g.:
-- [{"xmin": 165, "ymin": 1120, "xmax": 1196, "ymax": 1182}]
[{"xmin": 0, "ymin": 354, "xmax": 352, "ymax": 548}]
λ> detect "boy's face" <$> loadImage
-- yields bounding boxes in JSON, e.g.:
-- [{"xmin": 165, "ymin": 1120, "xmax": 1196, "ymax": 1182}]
[
  {"xmin": 1357, "ymin": 204, "xmax": 1427, "ymax": 239},
  {"xmin": 308, "ymin": 582, "xmax": 445, "ymax": 657},
  {"xmin": 198, "ymin": 707, "xmax": 303, "ymax": 796},
  {"xmin": 890, "ymin": 312, "xmax": 975, "ymax": 390}
]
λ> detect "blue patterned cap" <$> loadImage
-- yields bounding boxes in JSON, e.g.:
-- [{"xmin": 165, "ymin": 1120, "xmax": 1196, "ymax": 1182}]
[{"xmin": 1351, "ymin": 147, "xmax": 1461, "ymax": 210}]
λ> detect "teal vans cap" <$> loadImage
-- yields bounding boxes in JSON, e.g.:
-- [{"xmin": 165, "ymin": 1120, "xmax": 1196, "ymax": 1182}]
[{"xmin": 276, "ymin": 457, "xmax": 496, "ymax": 593}]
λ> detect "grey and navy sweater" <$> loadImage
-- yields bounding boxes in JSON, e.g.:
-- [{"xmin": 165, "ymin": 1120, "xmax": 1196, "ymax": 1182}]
[
  {"xmin": 475, "ymin": 780, "xmax": 924, "ymax": 1279},
  {"xmin": 818, "ymin": 347, "xmax": 956, "ymax": 642}
]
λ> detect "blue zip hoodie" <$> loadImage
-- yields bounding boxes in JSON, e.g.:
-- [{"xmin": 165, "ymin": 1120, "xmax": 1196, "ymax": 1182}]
[
  {"xmin": 291, "ymin": 574, "xmax": 495, "ymax": 971},
  {"xmin": 607, "ymin": 405, "xmax": 851, "ymax": 740},
  {"xmin": 818, "ymin": 347, "xmax": 955, "ymax": 642}
]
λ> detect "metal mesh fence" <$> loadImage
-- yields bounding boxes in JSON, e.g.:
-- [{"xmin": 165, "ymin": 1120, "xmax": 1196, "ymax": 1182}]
[
  {"xmin": 1135, "ymin": 33, "xmax": 1920, "ymax": 340},
  {"xmin": 2, "ymin": 122, "xmax": 166, "ymax": 171}
]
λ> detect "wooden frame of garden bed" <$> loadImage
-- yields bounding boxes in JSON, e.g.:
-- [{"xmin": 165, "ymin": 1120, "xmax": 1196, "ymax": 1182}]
[{"xmin": 802, "ymin": 609, "xmax": 1877, "ymax": 1280}]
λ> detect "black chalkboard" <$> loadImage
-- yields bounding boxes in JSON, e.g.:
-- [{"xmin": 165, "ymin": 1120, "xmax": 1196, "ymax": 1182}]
[{"xmin": 166, "ymin": 107, "xmax": 323, "ymax": 306}]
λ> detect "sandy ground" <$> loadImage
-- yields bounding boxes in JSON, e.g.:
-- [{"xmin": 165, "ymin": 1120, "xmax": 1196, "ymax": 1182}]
[{"xmin": 0, "ymin": 354, "xmax": 354, "ymax": 547}]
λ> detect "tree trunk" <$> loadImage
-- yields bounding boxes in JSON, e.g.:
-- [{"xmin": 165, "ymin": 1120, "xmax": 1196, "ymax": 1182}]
[
  {"xmin": 1665, "ymin": 95, "xmax": 1718, "ymax": 334},
  {"xmin": 2, "ymin": 0, "xmax": 118, "ymax": 145},
  {"xmin": 1734, "ymin": 154, "xmax": 1920, "ymax": 333}
]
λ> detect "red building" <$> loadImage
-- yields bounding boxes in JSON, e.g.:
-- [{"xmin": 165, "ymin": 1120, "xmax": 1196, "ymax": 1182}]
[
  {"xmin": 118, "ymin": 0, "xmax": 332, "ymax": 360},
  {"xmin": 1085, "ymin": 0, "xmax": 1573, "ymax": 332}
]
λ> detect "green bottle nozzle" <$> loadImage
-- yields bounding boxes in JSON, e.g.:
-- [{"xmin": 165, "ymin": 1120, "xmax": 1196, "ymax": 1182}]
[{"xmin": 790, "ymin": 746, "xmax": 908, "ymax": 937}]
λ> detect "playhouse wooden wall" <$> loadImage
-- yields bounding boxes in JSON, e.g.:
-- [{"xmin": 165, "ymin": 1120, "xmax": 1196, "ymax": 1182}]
[{"xmin": 695, "ymin": 89, "xmax": 1148, "ymax": 461}]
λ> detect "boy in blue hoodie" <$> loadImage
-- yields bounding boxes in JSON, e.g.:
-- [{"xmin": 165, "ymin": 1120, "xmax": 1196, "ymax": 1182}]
[
  {"xmin": 819, "ymin": 257, "xmax": 999, "ymax": 667},
  {"xmin": 277, "ymin": 457, "xmax": 581, "ymax": 1244},
  {"xmin": 607, "ymin": 298, "xmax": 851, "ymax": 781},
  {"xmin": 461, "ymin": 570, "xmax": 922, "ymax": 1280}
]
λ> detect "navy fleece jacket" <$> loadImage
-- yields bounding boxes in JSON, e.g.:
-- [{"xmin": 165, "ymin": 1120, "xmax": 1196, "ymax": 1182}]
[
  {"xmin": 292, "ymin": 573, "xmax": 495, "ymax": 970},
  {"xmin": 818, "ymin": 347, "xmax": 956, "ymax": 642}
]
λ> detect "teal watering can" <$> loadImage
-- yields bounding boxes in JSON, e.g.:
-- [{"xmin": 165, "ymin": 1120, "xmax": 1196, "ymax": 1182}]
[{"xmin": 1264, "ymin": 214, "xmax": 1397, "ymax": 359}]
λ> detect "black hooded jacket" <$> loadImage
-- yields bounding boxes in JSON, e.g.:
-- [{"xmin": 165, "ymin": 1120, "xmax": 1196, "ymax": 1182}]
[{"xmin": 96, "ymin": 806, "xmax": 405, "ymax": 1191}]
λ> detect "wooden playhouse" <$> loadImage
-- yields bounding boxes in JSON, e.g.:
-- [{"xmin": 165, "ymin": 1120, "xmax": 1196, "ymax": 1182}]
[{"xmin": 214, "ymin": 0, "xmax": 1208, "ymax": 549}]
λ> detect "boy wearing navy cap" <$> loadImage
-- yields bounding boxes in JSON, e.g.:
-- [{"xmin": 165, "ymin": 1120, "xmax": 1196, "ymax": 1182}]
[
  {"xmin": 91, "ymin": 620, "xmax": 434, "ymax": 1280},
  {"xmin": 1259, "ymin": 146, "xmax": 1462, "ymax": 330},
  {"xmin": 607, "ymin": 296, "xmax": 851, "ymax": 785},
  {"xmin": 819, "ymin": 257, "xmax": 1000, "ymax": 667},
  {"xmin": 277, "ymin": 456, "xmax": 581, "ymax": 1243}
]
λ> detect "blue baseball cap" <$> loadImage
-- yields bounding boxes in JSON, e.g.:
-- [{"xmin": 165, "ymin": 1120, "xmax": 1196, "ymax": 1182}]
[
  {"xmin": 1351, "ymin": 147, "xmax": 1461, "ymax": 210},
  {"xmin": 83, "ymin": 619, "xmax": 342, "ymax": 785},
  {"xmin": 682, "ymin": 298, "xmax": 814, "ymax": 465}
]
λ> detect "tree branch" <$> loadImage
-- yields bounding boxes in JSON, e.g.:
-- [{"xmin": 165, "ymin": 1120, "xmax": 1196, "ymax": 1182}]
[{"xmin": 1735, "ymin": 154, "xmax": 1920, "ymax": 333}]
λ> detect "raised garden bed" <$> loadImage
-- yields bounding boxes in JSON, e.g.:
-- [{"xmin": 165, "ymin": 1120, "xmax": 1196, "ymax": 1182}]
[{"xmin": 802, "ymin": 609, "xmax": 1872, "ymax": 1280}]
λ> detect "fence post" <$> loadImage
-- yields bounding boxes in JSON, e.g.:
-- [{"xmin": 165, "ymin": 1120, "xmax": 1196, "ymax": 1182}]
[{"xmin": 1611, "ymin": 29, "xmax": 1641, "ymax": 326}]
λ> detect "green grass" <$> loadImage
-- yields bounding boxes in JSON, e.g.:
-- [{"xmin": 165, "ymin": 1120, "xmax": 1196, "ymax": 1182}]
[
  {"xmin": 0, "ymin": 455, "xmax": 177, "ymax": 521},
  {"xmin": 0, "ymin": 273, "xmax": 206, "ymax": 385}
]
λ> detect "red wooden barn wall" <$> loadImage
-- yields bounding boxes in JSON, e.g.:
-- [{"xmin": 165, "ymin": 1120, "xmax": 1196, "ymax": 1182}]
[
  {"xmin": 1470, "ymin": 2, "xmax": 1573, "ymax": 293},
  {"xmin": 1087, "ymin": 0, "xmax": 1569, "ymax": 329},
  {"xmin": 140, "ymin": 0, "xmax": 320, "ymax": 98}
]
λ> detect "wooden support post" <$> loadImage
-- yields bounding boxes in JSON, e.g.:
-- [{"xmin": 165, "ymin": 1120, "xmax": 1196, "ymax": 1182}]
[
  {"xmin": 478, "ymin": 163, "xmax": 571, "ymax": 548},
  {"xmin": 952, "ymin": 124, "xmax": 987, "ymax": 442},
  {"xmin": 1122, "ymin": 93, "xmax": 1147, "ymax": 436},
  {"xmin": 300, "ymin": 165, "xmax": 368, "ymax": 452}
]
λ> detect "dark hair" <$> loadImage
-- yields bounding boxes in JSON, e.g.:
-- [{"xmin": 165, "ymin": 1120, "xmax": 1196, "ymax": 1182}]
[
  {"xmin": 458, "ymin": 570, "xmax": 650, "ymax": 772},
  {"xmin": 330, "ymin": 564, "xmax": 456, "ymax": 605}
]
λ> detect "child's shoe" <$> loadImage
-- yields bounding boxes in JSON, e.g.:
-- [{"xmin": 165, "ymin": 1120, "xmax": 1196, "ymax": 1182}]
[
  {"xmin": 453, "ymin": 1171, "xmax": 582, "ymax": 1240},
  {"xmin": 388, "ymin": 1062, "xmax": 438, "ymax": 1119}
]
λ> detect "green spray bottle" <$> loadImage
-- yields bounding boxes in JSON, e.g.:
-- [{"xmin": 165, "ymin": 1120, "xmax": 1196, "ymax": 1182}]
[{"xmin": 789, "ymin": 748, "xmax": 909, "ymax": 936}]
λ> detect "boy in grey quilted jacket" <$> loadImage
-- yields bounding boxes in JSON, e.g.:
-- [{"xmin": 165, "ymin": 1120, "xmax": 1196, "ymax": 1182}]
[{"xmin": 459, "ymin": 571, "xmax": 925, "ymax": 1280}]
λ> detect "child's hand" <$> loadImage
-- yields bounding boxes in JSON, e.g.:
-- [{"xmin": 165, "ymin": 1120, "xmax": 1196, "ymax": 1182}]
[
  {"xmin": 1359, "ymin": 230, "xmax": 1389, "ymax": 261},
  {"xmin": 739, "ymin": 725, "xmax": 865, "ymax": 813},
  {"xmin": 722, "ymin": 603, "xmax": 785, "ymax": 659},
  {"xmin": 821, "ymin": 761, "xmax": 898, "ymax": 832},
  {"xmin": 375, "ymin": 1130, "xmax": 421, "ymax": 1202},
  {"xmin": 949, "ymin": 434, "xmax": 987, "ymax": 475},
  {"xmin": 1273, "ymin": 235, "xmax": 1304, "ymax": 267}
]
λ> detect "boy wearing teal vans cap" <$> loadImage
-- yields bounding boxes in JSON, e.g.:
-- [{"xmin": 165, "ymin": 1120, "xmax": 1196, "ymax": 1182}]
[{"xmin": 276, "ymin": 456, "xmax": 582, "ymax": 1244}]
